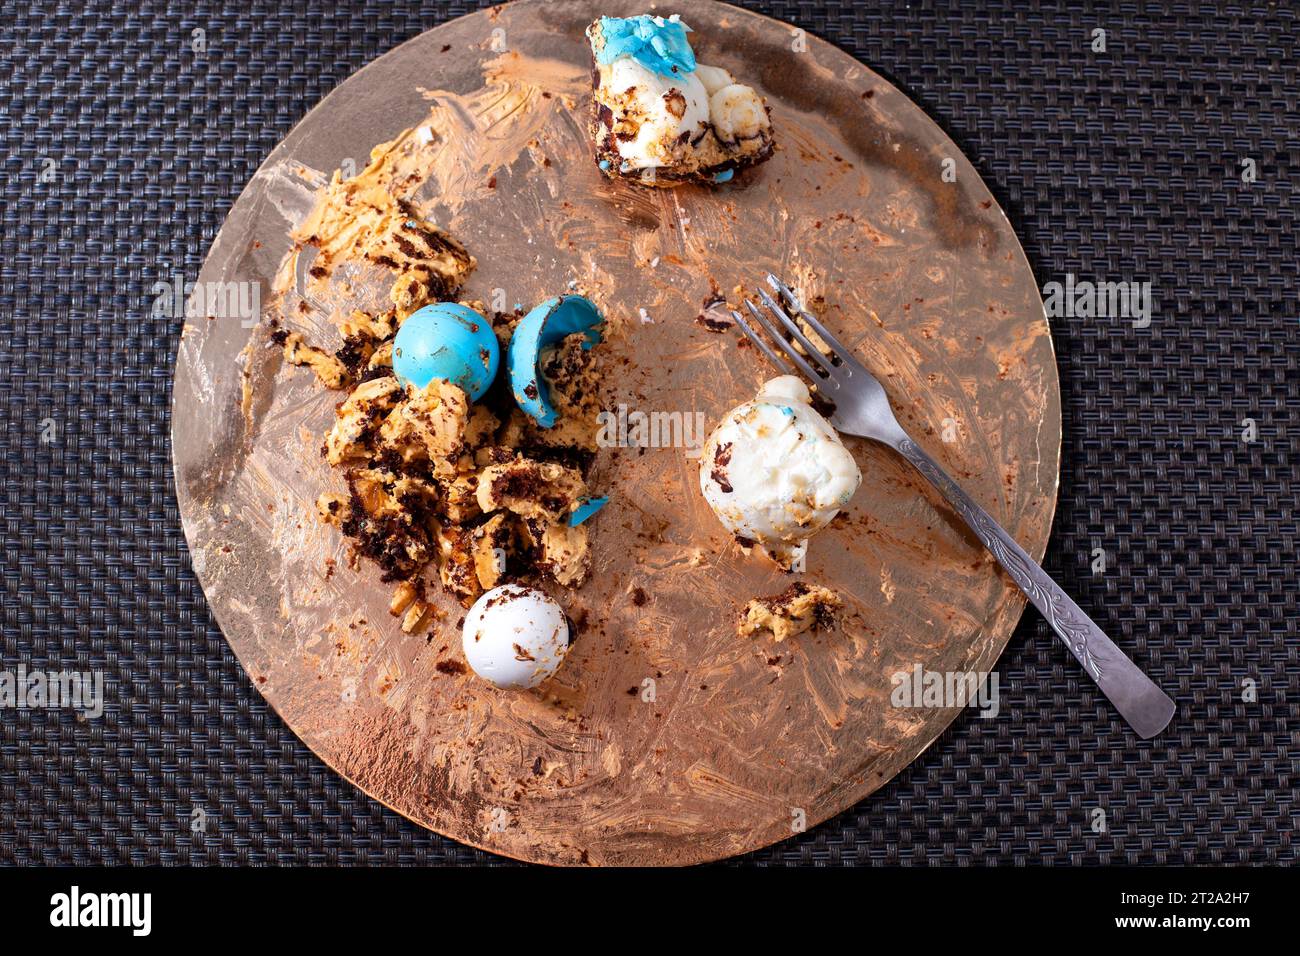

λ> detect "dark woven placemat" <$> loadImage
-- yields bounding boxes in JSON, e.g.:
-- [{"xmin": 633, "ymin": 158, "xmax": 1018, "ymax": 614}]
[{"xmin": 1, "ymin": 0, "xmax": 1295, "ymax": 866}]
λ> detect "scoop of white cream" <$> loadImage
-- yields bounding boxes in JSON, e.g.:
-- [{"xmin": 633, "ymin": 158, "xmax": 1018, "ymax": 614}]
[{"xmin": 699, "ymin": 376, "xmax": 861, "ymax": 569}]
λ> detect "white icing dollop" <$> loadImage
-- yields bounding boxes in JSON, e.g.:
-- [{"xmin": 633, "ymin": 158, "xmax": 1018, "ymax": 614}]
[
  {"xmin": 709, "ymin": 83, "xmax": 769, "ymax": 144},
  {"xmin": 604, "ymin": 57, "xmax": 709, "ymax": 170},
  {"xmin": 693, "ymin": 63, "xmax": 736, "ymax": 96}
]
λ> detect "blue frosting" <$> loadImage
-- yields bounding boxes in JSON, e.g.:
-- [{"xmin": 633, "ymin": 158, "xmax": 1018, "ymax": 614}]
[{"xmin": 594, "ymin": 15, "xmax": 696, "ymax": 75}]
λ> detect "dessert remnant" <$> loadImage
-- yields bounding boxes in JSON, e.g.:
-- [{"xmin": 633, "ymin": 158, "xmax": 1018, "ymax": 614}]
[
  {"xmin": 738, "ymin": 582, "xmax": 842, "ymax": 642},
  {"xmin": 280, "ymin": 330, "xmax": 351, "ymax": 389},
  {"xmin": 303, "ymin": 337, "xmax": 603, "ymax": 618},
  {"xmin": 462, "ymin": 584, "xmax": 572, "ymax": 688},
  {"xmin": 586, "ymin": 14, "xmax": 775, "ymax": 186},
  {"xmin": 700, "ymin": 375, "xmax": 861, "ymax": 570},
  {"xmin": 275, "ymin": 134, "xmax": 608, "ymax": 645},
  {"xmin": 293, "ymin": 134, "xmax": 476, "ymax": 322}
]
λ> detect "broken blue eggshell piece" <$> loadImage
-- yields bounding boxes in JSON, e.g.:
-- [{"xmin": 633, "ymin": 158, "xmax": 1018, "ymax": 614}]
[
  {"xmin": 508, "ymin": 295, "xmax": 603, "ymax": 427},
  {"xmin": 392, "ymin": 302, "xmax": 500, "ymax": 402},
  {"xmin": 568, "ymin": 495, "xmax": 609, "ymax": 527}
]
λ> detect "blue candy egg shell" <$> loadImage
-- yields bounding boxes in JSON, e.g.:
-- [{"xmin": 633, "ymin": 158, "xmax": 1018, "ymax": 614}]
[
  {"xmin": 392, "ymin": 303, "xmax": 499, "ymax": 402},
  {"xmin": 568, "ymin": 495, "xmax": 610, "ymax": 527},
  {"xmin": 508, "ymin": 295, "xmax": 603, "ymax": 428}
]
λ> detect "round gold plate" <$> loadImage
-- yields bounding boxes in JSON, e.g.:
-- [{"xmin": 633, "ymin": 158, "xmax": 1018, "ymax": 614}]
[{"xmin": 173, "ymin": 0, "xmax": 1061, "ymax": 865}]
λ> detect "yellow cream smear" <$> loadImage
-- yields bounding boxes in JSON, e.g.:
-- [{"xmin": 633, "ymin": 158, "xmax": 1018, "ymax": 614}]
[
  {"xmin": 292, "ymin": 129, "xmax": 476, "ymax": 319},
  {"xmin": 739, "ymin": 583, "xmax": 842, "ymax": 642}
]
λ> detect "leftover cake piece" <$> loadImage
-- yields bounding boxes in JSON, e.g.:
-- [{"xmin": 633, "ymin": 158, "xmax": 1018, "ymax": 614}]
[
  {"xmin": 537, "ymin": 331, "xmax": 605, "ymax": 450},
  {"xmin": 437, "ymin": 524, "xmax": 482, "ymax": 606},
  {"xmin": 586, "ymin": 14, "xmax": 775, "ymax": 186},
  {"xmin": 378, "ymin": 378, "xmax": 471, "ymax": 475},
  {"xmin": 316, "ymin": 492, "xmax": 350, "ymax": 527},
  {"xmin": 518, "ymin": 517, "xmax": 590, "ymax": 588},
  {"xmin": 475, "ymin": 456, "xmax": 588, "ymax": 522},
  {"xmin": 324, "ymin": 376, "xmax": 404, "ymax": 465},
  {"xmin": 470, "ymin": 513, "xmax": 513, "ymax": 591},
  {"xmin": 738, "ymin": 582, "xmax": 842, "ymax": 642},
  {"xmin": 307, "ymin": 311, "xmax": 601, "ymax": 611}
]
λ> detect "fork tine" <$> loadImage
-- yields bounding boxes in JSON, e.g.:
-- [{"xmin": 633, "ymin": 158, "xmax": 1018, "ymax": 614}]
[
  {"xmin": 765, "ymin": 273, "xmax": 860, "ymax": 372},
  {"xmin": 755, "ymin": 288, "xmax": 835, "ymax": 376},
  {"xmin": 743, "ymin": 299, "xmax": 824, "ymax": 383},
  {"xmin": 731, "ymin": 309, "xmax": 792, "ymax": 375}
]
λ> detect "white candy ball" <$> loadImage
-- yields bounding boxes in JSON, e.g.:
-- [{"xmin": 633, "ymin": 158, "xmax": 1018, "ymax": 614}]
[{"xmin": 461, "ymin": 585, "xmax": 572, "ymax": 689}]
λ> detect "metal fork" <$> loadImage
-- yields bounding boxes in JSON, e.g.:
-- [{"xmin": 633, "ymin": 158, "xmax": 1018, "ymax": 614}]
[{"xmin": 733, "ymin": 274, "xmax": 1176, "ymax": 739}]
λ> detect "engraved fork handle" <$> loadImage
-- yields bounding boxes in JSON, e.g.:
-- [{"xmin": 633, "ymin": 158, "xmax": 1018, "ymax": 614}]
[{"xmin": 893, "ymin": 435, "xmax": 1176, "ymax": 739}]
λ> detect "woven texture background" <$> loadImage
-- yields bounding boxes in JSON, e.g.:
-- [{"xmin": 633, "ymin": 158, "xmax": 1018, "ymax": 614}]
[{"xmin": 1, "ymin": 0, "xmax": 1295, "ymax": 865}]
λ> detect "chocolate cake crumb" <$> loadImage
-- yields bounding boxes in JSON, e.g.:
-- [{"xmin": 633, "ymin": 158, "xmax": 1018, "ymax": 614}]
[
  {"xmin": 696, "ymin": 292, "xmax": 733, "ymax": 332},
  {"xmin": 809, "ymin": 389, "xmax": 837, "ymax": 418}
]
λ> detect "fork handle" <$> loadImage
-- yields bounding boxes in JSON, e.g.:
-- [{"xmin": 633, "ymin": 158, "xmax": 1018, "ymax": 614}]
[{"xmin": 893, "ymin": 435, "xmax": 1176, "ymax": 739}]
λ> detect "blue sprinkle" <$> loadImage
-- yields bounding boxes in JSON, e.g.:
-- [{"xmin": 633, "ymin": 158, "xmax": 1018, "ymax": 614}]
[
  {"xmin": 712, "ymin": 169, "xmax": 735, "ymax": 183},
  {"xmin": 780, "ymin": 406, "xmax": 794, "ymax": 417},
  {"xmin": 598, "ymin": 159, "xmax": 611, "ymax": 171},
  {"xmin": 568, "ymin": 495, "xmax": 610, "ymax": 527}
]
